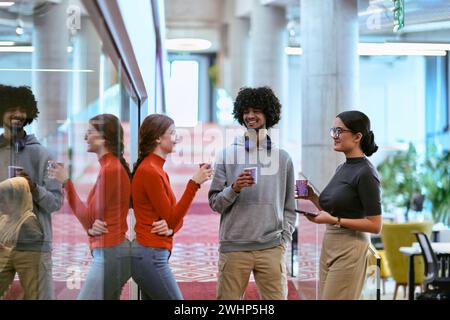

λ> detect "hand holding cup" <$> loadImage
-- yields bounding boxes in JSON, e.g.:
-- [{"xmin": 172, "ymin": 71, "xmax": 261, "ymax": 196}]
[
  {"xmin": 295, "ymin": 183, "xmax": 319, "ymax": 203},
  {"xmin": 47, "ymin": 161, "xmax": 68, "ymax": 184},
  {"xmin": 192, "ymin": 164, "xmax": 213, "ymax": 185},
  {"xmin": 232, "ymin": 169, "xmax": 256, "ymax": 193}
]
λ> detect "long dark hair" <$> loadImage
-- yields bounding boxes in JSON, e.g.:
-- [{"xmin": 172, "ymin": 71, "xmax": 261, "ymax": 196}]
[
  {"xmin": 89, "ymin": 114, "xmax": 131, "ymax": 177},
  {"xmin": 132, "ymin": 114, "xmax": 174, "ymax": 177},
  {"xmin": 336, "ymin": 110, "xmax": 378, "ymax": 157}
]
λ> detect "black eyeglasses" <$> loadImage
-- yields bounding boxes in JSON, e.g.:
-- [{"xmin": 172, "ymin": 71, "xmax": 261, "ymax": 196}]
[{"xmin": 330, "ymin": 127, "xmax": 353, "ymax": 138}]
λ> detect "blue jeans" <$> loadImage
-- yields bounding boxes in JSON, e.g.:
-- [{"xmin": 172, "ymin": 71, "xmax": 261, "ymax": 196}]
[
  {"xmin": 78, "ymin": 239, "xmax": 131, "ymax": 300},
  {"xmin": 131, "ymin": 240, "xmax": 183, "ymax": 300}
]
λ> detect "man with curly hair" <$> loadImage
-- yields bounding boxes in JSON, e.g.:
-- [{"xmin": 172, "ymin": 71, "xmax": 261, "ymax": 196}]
[
  {"xmin": 0, "ymin": 85, "xmax": 63, "ymax": 299},
  {"xmin": 209, "ymin": 87, "xmax": 296, "ymax": 300}
]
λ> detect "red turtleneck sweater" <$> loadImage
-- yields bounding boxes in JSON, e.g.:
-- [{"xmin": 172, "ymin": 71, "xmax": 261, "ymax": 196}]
[
  {"xmin": 132, "ymin": 153, "xmax": 199, "ymax": 251},
  {"xmin": 65, "ymin": 153, "xmax": 131, "ymax": 249}
]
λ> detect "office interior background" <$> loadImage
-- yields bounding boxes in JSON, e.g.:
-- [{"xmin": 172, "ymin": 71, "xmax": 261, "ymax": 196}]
[{"xmin": 0, "ymin": 0, "xmax": 449, "ymax": 300}]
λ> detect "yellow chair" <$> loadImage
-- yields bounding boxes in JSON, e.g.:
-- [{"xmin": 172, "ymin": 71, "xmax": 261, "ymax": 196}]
[{"xmin": 380, "ymin": 221, "xmax": 433, "ymax": 299}]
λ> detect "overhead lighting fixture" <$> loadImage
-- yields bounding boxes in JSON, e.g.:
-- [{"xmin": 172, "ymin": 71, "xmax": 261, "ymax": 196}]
[
  {"xmin": 0, "ymin": 41, "xmax": 15, "ymax": 46},
  {"xmin": 384, "ymin": 42, "xmax": 450, "ymax": 51},
  {"xmin": 0, "ymin": 2, "xmax": 15, "ymax": 8},
  {"xmin": 166, "ymin": 38, "xmax": 212, "ymax": 52},
  {"xmin": 15, "ymin": 18, "xmax": 24, "ymax": 36},
  {"xmin": 15, "ymin": 26, "xmax": 24, "ymax": 35},
  {"xmin": 0, "ymin": 46, "xmax": 34, "ymax": 53},
  {"xmin": 284, "ymin": 43, "xmax": 448, "ymax": 57},
  {"xmin": 0, "ymin": 68, "xmax": 94, "ymax": 73},
  {"xmin": 358, "ymin": 43, "xmax": 447, "ymax": 56}
]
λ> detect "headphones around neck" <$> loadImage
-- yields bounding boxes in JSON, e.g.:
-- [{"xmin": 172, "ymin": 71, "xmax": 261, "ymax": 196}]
[{"xmin": 244, "ymin": 134, "xmax": 272, "ymax": 152}]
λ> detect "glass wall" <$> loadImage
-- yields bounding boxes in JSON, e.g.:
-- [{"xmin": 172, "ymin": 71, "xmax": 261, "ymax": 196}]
[{"xmin": 0, "ymin": 0, "xmax": 143, "ymax": 300}]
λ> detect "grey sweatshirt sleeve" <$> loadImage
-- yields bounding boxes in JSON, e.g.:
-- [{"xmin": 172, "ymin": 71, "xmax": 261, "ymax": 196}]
[
  {"xmin": 32, "ymin": 182, "xmax": 63, "ymax": 214},
  {"xmin": 208, "ymin": 157, "xmax": 239, "ymax": 214},
  {"xmin": 282, "ymin": 157, "xmax": 297, "ymax": 244},
  {"xmin": 32, "ymin": 154, "xmax": 63, "ymax": 215}
]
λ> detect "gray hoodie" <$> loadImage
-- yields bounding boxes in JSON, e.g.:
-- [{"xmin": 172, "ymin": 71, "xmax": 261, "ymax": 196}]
[
  {"xmin": 208, "ymin": 135, "xmax": 297, "ymax": 253},
  {"xmin": 0, "ymin": 133, "xmax": 63, "ymax": 252}
]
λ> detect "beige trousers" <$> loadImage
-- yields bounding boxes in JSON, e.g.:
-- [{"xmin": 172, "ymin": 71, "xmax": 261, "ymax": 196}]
[
  {"xmin": 0, "ymin": 249, "xmax": 43, "ymax": 300},
  {"xmin": 319, "ymin": 225, "xmax": 370, "ymax": 300},
  {"xmin": 217, "ymin": 244, "xmax": 287, "ymax": 300}
]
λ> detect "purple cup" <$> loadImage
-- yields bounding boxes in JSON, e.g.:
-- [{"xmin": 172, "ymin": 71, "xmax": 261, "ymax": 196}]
[
  {"xmin": 199, "ymin": 163, "xmax": 211, "ymax": 169},
  {"xmin": 244, "ymin": 167, "xmax": 257, "ymax": 184},
  {"xmin": 8, "ymin": 166, "xmax": 24, "ymax": 178},
  {"xmin": 296, "ymin": 179, "xmax": 308, "ymax": 197}
]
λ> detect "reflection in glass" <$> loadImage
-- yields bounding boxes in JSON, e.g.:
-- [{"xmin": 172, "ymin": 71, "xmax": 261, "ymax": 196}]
[{"xmin": 0, "ymin": 0, "xmax": 134, "ymax": 300}]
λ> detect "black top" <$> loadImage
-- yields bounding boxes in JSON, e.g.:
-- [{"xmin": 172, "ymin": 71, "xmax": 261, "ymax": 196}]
[{"xmin": 319, "ymin": 157, "xmax": 382, "ymax": 219}]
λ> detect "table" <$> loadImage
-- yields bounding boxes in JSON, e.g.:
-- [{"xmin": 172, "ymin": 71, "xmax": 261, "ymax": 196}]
[{"xmin": 399, "ymin": 242, "xmax": 450, "ymax": 300}]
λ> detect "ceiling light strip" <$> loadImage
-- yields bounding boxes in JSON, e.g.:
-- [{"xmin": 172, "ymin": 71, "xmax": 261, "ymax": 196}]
[
  {"xmin": 285, "ymin": 43, "xmax": 449, "ymax": 56},
  {"xmin": 0, "ymin": 2, "xmax": 15, "ymax": 8},
  {"xmin": 0, "ymin": 68, "xmax": 94, "ymax": 73}
]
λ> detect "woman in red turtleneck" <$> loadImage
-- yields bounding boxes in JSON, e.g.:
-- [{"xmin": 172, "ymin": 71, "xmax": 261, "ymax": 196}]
[
  {"xmin": 131, "ymin": 114, "xmax": 212, "ymax": 300},
  {"xmin": 49, "ymin": 114, "xmax": 131, "ymax": 300}
]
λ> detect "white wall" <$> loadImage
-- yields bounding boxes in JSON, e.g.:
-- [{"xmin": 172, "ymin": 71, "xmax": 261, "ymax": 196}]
[{"xmin": 359, "ymin": 56, "xmax": 426, "ymax": 166}]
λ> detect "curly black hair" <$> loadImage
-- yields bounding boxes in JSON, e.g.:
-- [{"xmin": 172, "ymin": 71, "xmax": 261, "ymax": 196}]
[
  {"xmin": 233, "ymin": 87, "xmax": 281, "ymax": 129},
  {"xmin": 0, "ymin": 85, "xmax": 39, "ymax": 128}
]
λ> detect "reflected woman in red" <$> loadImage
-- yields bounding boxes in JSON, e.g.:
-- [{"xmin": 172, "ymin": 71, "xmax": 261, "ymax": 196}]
[{"xmin": 49, "ymin": 114, "xmax": 131, "ymax": 300}]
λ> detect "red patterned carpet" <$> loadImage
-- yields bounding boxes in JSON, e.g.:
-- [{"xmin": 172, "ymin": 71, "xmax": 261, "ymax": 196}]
[{"xmin": 178, "ymin": 280, "xmax": 300, "ymax": 300}]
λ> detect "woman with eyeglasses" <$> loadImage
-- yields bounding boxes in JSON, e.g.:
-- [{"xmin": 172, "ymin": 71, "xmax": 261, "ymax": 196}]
[
  {"xmin": 298, "ymin": 110, "xmax": 382, "ymax": 300},
  {"xmin": 48, "ymin": 114, "xmax": 132, "ymax": 300},
  {"xmin": 131, "ymin": 114, "xmax": 213, "ymax": 300}
]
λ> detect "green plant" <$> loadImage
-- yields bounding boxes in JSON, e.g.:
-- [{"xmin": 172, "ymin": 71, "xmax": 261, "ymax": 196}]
[
  {"xmin": 208, "ymin": 64, "xmax": 219, "ymax": 88},
  {"xmin": 377, "ymin": 143, "xmax": 422, "ymax": 214},
  {"xmin": 377, "ymin": 143, "xmax": 450, "ymax": 225},
  {"xmin": 421, "ymin": 147, "xmax": 450, "ymax": 225}
]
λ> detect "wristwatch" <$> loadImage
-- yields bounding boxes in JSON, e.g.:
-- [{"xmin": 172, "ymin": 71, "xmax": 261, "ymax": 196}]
[{"xmin": 334, "ymin": 216, "xmax": 341, "ymax": 228}]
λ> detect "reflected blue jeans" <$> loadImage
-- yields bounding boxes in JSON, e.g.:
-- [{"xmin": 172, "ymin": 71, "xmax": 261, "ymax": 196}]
[
  {"xmin": 131, "ymin": 240, "xmax": 183, "ymax": 300},
  {"xmin": 78, "ymin": 239, "xmax": 131, "ymax": 300}
]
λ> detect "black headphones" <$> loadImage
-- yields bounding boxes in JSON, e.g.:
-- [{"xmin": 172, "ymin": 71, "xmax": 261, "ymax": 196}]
[
  {"xmin": 0, "ymin": 132, "xmax": 26, "ymax": 151},
  {"xmin": 245, "ymin": 134, "xmax": 272, "ymax": 152}
]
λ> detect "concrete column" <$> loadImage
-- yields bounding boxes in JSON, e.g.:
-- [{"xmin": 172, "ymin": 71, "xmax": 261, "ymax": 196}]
[
  {"xmin": 301, "ymin": 0, "xmax": 359, "ymax": 191},
  {"xmin": 227, "ymin": 0, "xmax": 250, "ymax": 98},
  {"xmin": 32, "ymin": 2, "xmax": 70, "ymax": 139},
  {"xmin": 249, "ymin": 0, "xmax": 285, "ymax": 98},
  {"xmin": 80, "ymin": 16, "xmax": 102, "ymax": 109},
  {"xmin": 70, "ymin": 16, "xmax": 101, "ymax": 115}
]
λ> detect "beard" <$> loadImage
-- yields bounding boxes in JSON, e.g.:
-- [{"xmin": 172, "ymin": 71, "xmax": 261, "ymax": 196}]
[
  {"xmin": 4, "ymin": 118, "xmax": 26, "ymax": 141},
  {"xmin": 7, "ymin": 118, "xmax": 26, "ymax": 132}
]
